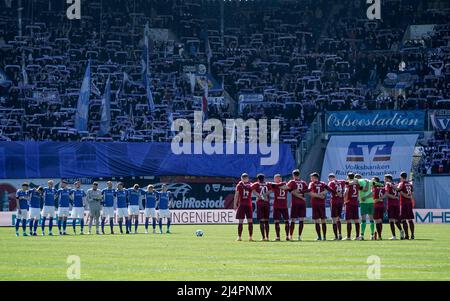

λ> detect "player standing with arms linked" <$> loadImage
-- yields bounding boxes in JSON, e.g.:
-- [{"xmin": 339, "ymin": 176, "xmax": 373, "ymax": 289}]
[
  {"xmin": 234, "ymin": 173, "xmax": 253, "ymax": 241},
  {"xmin": 267, "ymin": 174, "xmax": 290, "ymax": 241},
  {"xmin": 115, "ymin": 182, "xmax": 129, "ymax": 234},
  {"xmin": 158, "ymin": 184, "xmax": 173, "ymax": 234},
  {"xmin": 15, "ymin": 183, "xmax": 30, "ymax": 236},
  {"xmin": 144, "ymin": 185, "xmax": 159, "ymax": 234},
  {"xmin": 101, "ymin": 181, "xmax": 116, "ymax": 235},
  {"xmin": 70, "ymin": 181, "xmax": 86, "ymax": 235},
  {"xmin": 355, "ymin": 174, "xmax": 375, "ymax": 240},
  {"xmin": 343, "ymin": 173, "xmax": 361, "ymax": 240},
  {"xmin": 28, "ymin": 186, "xmax": 43, "ymax": 236},
  {"xmin": 250, "ymin": 174, "xmax": 269, "ymax": 241},
  {"xmin": 87, "ymin": 182, "xmax": 102, "ymax": 235},
  {"xmin": 286, "ymin": 170, "xmax": 309, "ymax": 241},
  {"xmin": 327, "ymin": 173, "xmax": 345, "ymax": 240},
  {"xmin": 398, "ymin": 172, "xmax": 415, "ymax": 240},
  {"xmin": 372, "ymin": 177, "xmax": 385, "ymax": 240},
  {"xmin": 128, "ymin": 184, "xmax": 144, "ymax": 234},
  {"xmin": 384, "ymin": 174, "xmax": 403, "ymax": 240},
  {"xmin": 308, "ymin": 172, "xmax": 332, "ymax": 241},
  {"xmin": 56, "ymin": 180, "xmax": 71, "ymax": 235},
  {"xmin": 41, "ymin": 180, "xmax": 57, "ymax": 236}
]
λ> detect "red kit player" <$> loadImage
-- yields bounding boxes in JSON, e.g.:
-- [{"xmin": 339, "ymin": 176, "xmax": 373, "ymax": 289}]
[
  {"xmin": 343, "ymin": 173, "xmax": 361, "ymax": 240},
  {"xmin": 308, "ymin": 172, "xmax": 332, "ymax": 241},
  {"xmin": 233, "ymin": 173, "xmax": 253, "ymax": 241},
  {"xmin": 327, "ymin": 173, "xmax": 345, "ymax": 240},
  {"xmin": 266, "ymin": 174, "xmax": 290, "ymax": 241},
  {"xmin": 397, "ymin": 172, "xmax": 415, "ymax": 240},
  {"xmin": 286, "ymin": 169, "xmax": 309, "ymax": 241},
  {"xmin": 250, "ymin": 174, "xmax": 270, "ymax": 241},
  {"xmin": 372, "ymin": 177, "xmax": 385, "ymax": 240},
  {"xmin": 384, "ymin": 174, "xmax": 403, "ymax": 240}
]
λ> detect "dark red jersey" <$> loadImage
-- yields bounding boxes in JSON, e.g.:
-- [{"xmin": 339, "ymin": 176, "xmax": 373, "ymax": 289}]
[
  {"xmin": 397, "ymin": 181, "xmax": 413, "ymax": 204},
  {"xmin": 372, "ymin": 185, "xmax": 385, "ymax": 208},
  {"xmin": 384, "ymin": 182, "xmax": 399, "ymax": 207},
  {"xmin": 308, "ymin": 181, "xmax": 331, "ymax": 206},
  {"xmin": 328, "ymin": 180, "xmax": 345, "ymax": 204},
  {"xmin": 267, "ymin": 182, "xmax": 287, "ymax": 209},
  {"xmin": 236, "ymin": 181, "xmax": 252, "ymax": 207},
  {"xmin": 287, "ymin": 179, "xmax": 308, "ymax": 205},
  {"xmin": 250, "ymin": 181, "xmax": 269, "ymax": 204},
  {"xmin": 344, "ymin": 181, "xmax": 360, "ymax": 205}
]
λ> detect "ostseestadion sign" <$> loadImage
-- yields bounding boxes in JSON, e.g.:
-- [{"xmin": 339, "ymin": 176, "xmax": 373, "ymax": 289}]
[{"xmin": 326, "ymin": 110, "xmax": 425, "ymax": 132}]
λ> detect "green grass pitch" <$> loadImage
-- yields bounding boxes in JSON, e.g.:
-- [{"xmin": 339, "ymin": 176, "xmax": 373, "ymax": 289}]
[{"xmin": 1, "ymin": 224, "xmax": 449, "ymax": 281}]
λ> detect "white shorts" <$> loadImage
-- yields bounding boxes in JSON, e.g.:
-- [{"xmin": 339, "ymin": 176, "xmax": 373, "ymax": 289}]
[
  {"xmin": 29, "ymin": 208, "xmax": 41, "ymax": 219},
  {"xmin": 71, "ymin": 207, "xmax": 85, "ymax": 219},
  {"xmin": 58, "ymin": 207, "xmax": 70, "ymax": 217},
  {"xmin": 41, "ymin": 206, "xmax": 56, "ymax": 218},
  {"xmin": 144, "ymin": 208, "xmax": 157, "ymax": 218},
  {"xmin": 116, "ymin": 207, "xmax": 129, "ymax": 218},
  {"xmin": 128, "ymin": 205, "xmax": 140, "ymax": 216},
  {"xmin": 158, "ymin": 209, "xmax": 171, "ymax": 219},
  {"xmin": 102, "ymin": 207, "xmax": 115, "ymax": 218},
  {"xmin": 16, "ymin": 209, "xmax": 28, "ymax": 220}
]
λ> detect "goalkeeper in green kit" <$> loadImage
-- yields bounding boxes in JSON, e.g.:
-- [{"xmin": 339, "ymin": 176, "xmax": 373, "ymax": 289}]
[{"xmin": 355, "ymin": 174, "xmax": 375, "ymax": 240}]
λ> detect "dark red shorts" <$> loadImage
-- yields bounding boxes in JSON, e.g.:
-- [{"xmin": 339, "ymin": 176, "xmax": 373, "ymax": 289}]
[
  {"xmin": 388, "ymin": 205, "xmax": 400, "ymax": 220},
  {"xmin": 273, "ymin": 208, "xmax": 289, "ymax": 221},
  {"xmin": 256, "ymin": 202, "xmax": 270, "ymax": 220},
  {"xmin": 290, "ymin": 202, "xmax": 306, "ymax": 219},
  {"xmin": 400, "ymin": 202, "xmax": 414, "ymax": 220},
  {"xmin": 373, "ymin": 205, "xmax": 385, "ymax": 220},
  {"xmin": 236, "ymin": 205, "xmax": 253, "ymax": 220},
  {"xmin": 312, "ymin": 203, "xmax": 326, "ymax": 220},
  {"xmin": 345, "ymin": 204, "xmax": 359, "ymax": 220},
  {"xmin": 330, "ymin": 202, "xmax": 343, "ymax": 218}
]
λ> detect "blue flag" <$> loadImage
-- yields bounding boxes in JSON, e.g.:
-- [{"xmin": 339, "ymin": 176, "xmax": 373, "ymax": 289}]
[
  {"xmin": 75, "ymin": 61, "xmax": 91, "ymax": 132},
  {"xmin": 0, "ymin": 67, "xmax": 12, "ymax": 87},
  {"xmin": 99, "ymin": 75, "xmax": 111, "ymax": 135},
  {"xmin": 142, "ymin": 23, "xmax": 155, "ymax": 112}
]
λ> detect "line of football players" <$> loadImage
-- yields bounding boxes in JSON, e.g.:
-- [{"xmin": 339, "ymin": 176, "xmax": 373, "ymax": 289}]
[{"xmin": 234, "ymin": 170, "xmax": 415, "ymax": 241}]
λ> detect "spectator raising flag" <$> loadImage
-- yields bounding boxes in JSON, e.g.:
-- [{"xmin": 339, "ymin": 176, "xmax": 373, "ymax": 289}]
[
  {"xmin": 142, "ymin": 22, "xmax": 155, "ymax": 113},
  {"xmin": 75, "ymin": 60, "xmax": 91, "ymax": 132},
  {"xmin": 202, "ymin": 82, "xmax": 208, "ymax": 120},
  {"xmin": 99, "ymin": 75, "xmax": 111, "ymax": 136}
]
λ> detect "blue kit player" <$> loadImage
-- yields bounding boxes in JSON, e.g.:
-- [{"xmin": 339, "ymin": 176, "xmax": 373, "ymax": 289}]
[
  {"xmin": 41, "ymin": 180, "xmax": 57, "ymax": 236},
  {"xmin": 128, "ymin": 184, "xmax": 144, "ymax": 234},
  {"xmin": 101, "ymin": 181, "xmax": 116, "ymax": 235},
  {"xmin": 15, "ymin": 183, "xmax": 30, "ymax": 236},
  {"xmin": 115, "ymin": 183, "xmax": 129, "ymax": 234},
  {"xmin": 57, "ymin": 180, "xmax": 71, "ymax": 235},
  {"xmin": 70, "ymin": 181, "xmax": 86, "ymax": 235},
  {"xmin": 158, "ymin": 184, "xmax": 173, "ymax": 234},
  {"xmin": 28, "ymin": 186, "xmax": 43, "ymax": 236},
  {"xmin": 144, "ymin": 185, "xmax": 159, "ymax": 234}
]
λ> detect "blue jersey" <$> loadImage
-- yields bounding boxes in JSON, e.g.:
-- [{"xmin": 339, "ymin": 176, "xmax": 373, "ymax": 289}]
[
  {"xmin": 28, "ymin": 189, "xmax": 42, "ymax": 208},
  {"xmin": 145, "ymin": 191, "xmax": 159, "ymax": 209},
  {"xmin": 127, "ymin": 189, "xmax": 144, "ymax": 206},
  {"xmin": 43, "ymin": 187, "xmax": 57, "ymax": 206},
  {"xmin": 158, "ymin": 191, "xmax": 171, "ymax": 210},
  {"xmin": 102, "ymin": 188, "xmax": 115, "ymax": 207},
  {"xmin": 16, "ymin": 189, "xmax": 29, "ymax": 210},
  {"xmin": 57, "ymin": 188, "xmax": 71, "ymax": 208},
  {"xmin": 116, "ymin": 189, "xmax": 128, "ymax": 208},
  {"xmin": 71, "ymin": 189, "xmax": 86, "ymax": 208}
]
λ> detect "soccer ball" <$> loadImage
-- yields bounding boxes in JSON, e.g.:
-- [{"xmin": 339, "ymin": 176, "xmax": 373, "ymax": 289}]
[{"xmin": 195, "ymin": 229, "xmax": 204, "ymax": 237}]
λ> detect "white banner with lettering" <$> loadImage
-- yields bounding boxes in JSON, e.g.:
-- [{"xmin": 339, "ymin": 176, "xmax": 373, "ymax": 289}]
[{"xmin": 321, "ymin": 134, "xmax": 419, "ymax": 181}]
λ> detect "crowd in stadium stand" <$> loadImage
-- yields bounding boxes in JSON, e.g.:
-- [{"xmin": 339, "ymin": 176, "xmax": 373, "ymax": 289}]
[
  {"xmin": 1, "ymin": 0, "xmax": 450, "ymax": 172},
  {"xmin": 417, "ymin": 131, "xmax": 450, "ymax": 174}
]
